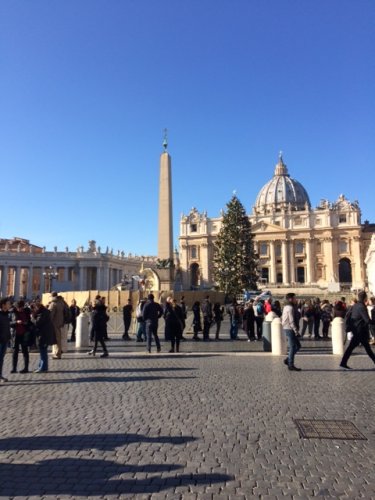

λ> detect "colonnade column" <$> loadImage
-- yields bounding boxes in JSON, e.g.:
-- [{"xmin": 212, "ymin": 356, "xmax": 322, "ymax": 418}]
[
  {"xmin": 281, "ymin": 240, "xmax": 289, "ymax": 285},
  {"xmin": 79, "ymin": 265, "xmax": 85, "ymax": 291},
  {"xmin": 14, "ymin": 266, "xmax": 21, "ymax": 298},
  {"xmin": 27, "ymin": 267, "xmax": 33, "ymax": 299},
  {"xmin": 1, "ymin": 266, "xmax": 8, "ymax": 297},
  {"xmin": 269, "ymin": 241, "xmax": 276, "ymax": 284}
]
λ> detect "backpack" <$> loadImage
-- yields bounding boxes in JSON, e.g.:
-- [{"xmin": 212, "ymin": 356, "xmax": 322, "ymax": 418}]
[
  {"xmin": 63, "ymin": 303, "xmax": 72, "ymax": 324},
  {"xmin": 256, "ymin": 303, "xmax": 264, "ymax": 315}
]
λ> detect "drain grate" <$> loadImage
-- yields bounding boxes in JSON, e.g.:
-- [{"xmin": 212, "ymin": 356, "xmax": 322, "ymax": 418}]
[{"xmin": 294, "ymin": 419, "xmax": 367, "ymax": 440}]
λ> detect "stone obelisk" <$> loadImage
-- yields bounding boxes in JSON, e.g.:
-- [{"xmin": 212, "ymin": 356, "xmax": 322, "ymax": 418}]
[{"xmin": 157, "ymin": 130, "xmax": 174, "ymax": 290}]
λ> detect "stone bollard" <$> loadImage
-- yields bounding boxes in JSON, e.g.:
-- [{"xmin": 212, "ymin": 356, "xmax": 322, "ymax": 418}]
[
  {"xmin": 331, "ymin": 317, "xmax": 345, "ymax": 355},
  {"xmin": 271, "ymin": 317, "xmax": 287, "ymax": 356},
  {"xmin": 76, "ymin": 312, "xmax": 90, "ymax": 348},
  {"xmin": 262, "ymin": 320, "xmax": 272, "ymax": 352}
]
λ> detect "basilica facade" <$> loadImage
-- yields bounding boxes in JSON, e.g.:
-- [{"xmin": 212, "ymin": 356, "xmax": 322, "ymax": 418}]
[{"xmin": 178, "ymin": 155, "xmax": 374, "ymax": 292}]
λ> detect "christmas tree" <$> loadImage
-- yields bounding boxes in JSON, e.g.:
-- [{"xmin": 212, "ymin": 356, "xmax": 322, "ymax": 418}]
[{"xmin": 213, "ymin": 194, "xmax": 258, "ymax": 297}]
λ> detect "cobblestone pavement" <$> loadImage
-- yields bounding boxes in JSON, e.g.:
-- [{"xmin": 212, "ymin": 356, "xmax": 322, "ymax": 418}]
[{"xmin": 0, "ymin": 338, "xmax": 374, "ymax": 499}]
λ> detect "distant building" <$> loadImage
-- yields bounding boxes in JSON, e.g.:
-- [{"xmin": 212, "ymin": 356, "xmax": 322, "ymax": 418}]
[
  {"xmin": 179, "ymin": 155, "xmax": 375, "ymax": 292},
  {"xmin": 0, "ymin": 237, "xmax": 157, "ymax": 299}
]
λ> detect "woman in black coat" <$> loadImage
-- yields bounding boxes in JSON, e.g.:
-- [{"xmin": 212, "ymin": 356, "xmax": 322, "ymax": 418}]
[
  {"xmin": 88, "ymin": 303, "xmax": 109, "ymax": 357},
  {"xmin": 192, "ymin": 301, "xmax": 202, "ymax": 341},
  {"xmin": 164, "ymin": 298, "xmax": 184, "ymax": 353},
  {"xmin": 0, "ymin": 298, "xmax": 11, "ymax": 382},
  {"xmin": 33, "ymin": 303, "xmax": 56, "ymax": 373}
]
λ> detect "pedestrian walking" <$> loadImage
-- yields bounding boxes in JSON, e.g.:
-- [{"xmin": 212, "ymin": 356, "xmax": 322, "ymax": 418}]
[
  {"xmin": 213, "ymin": 302, "xmax": 224, "ymax": 340},
  {"xmin": 243, "ymin": 300, "xmax": 255, "ymax": 341},
  {"xmin": 69, "ymin": 299, "xmax": 80, "ymax": 342},
  {"xmin": 164, "ymin": 298, "xmax": 184, "ymax": 353},
  {"xmin": 0, "ymin": 298, "xmax": 11, "ymax": 382},
  {"xmin": 192, "ymin": 301, "xmax": 202, "ymax": 340},
  {"xmin": 10, "ymin": 300, "xmax": 31, "ymax": 373},
  {"xmin": 142, "ymin": 293, "xmax": 163, "ymax": 353},
  {"xmin": 340, "ymin": 291, "xmax": 375, "ymax": 369},
  {"xmin": 201, "ymin": 296, "xmax": 213, "ymax": 341},
  {"xmin": 32, "ymin": 301, "xmax": 56, "ymax": 373},
  {"xmin": 122, "ymin": 298, "xmax": 133, "ymax": 340},
  {"xmin": 49, "ymin": 292, "xmax": 65, "ymax": 359},
  {"xmin": 88, "ymin": 301, "xmax": 109, "ymax": 358},
  {"xmin": 135, "ymin": 299, "xmax": 147, "ymax": 341},
  {"xmin": 282, "ymin": 293, "xmax": 302, "ymax": 371}
]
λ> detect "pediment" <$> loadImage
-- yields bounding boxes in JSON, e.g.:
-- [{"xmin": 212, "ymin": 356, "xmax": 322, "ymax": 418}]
[{"xmin": 252, "ymin": 221, "xmax": 285, "ymax": 233}]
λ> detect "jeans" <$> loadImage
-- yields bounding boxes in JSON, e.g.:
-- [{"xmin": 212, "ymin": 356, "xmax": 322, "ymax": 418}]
[
  {"xmin": 255, "ymin": 317, "xmax": 264, "ymax": 339},
  {"xmin": 284, "ymin": 329, "xmax": 301, "ymax": 366},
  {"xmin": 136, "ymin": 321, "xmax": 146, "ymax": 341},
  {"xmin": 0, "ymin": 342, "xmax": 7, "ymax": 377},
  {"xmin": 12, "ymin": 335, "xmax": 29, "ymax": 371},
  {"xmin": 145, "ymin": 321, "xmax": 161, "ymax": 352},
  {"xmin": 341, "ymin": 332, "xmax": 375, "ymax": 366},
  {"xmin": 38, "ymin": 344, "xmax": 49, "ymax": 372},
  {"xmin": 230, "ymin": 320, "xmax": 239, "ymax": 340},
  {"xmin": 301, "ymin": 318, "xmax": 313, "ymax": 337}
]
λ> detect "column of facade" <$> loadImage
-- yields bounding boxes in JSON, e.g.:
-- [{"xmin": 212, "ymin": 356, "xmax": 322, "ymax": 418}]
[
  {"xmin": 1, "ymin": 266, "xmax": 8, "ymax": 297},
  {"xmin": 324, "ymin": 237, "xmax": 334, "ymax": 282},
  {"xmin": 200, "ymin": 243, "xmax": 209, "ymax": 287},
  {"xmin": 269, "ymin": 241, "xmax": 276, "ymax": 284},
  {"xmin": 289, "ymin": 240, "xmax": 295, "ymax": 283},
  {"xmin": 305, "ymin": 239, "xmax": 312, "ymax": 284},
  {"xmin": 281, "ymin": 240, "xmax": 289, "ymax": 285},
  {"xmin": 351, "ymin": 236, "xmax": 363, "ymax": 287}
]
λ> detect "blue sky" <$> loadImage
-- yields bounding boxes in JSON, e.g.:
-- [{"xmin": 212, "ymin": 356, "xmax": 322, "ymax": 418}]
[{"xmin": 1, "ymin": 0, "xmax": 374, "ymax": 256}]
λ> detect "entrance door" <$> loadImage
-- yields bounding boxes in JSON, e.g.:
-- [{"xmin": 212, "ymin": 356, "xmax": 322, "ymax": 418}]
[{"xmin": 338, "ymin": 258, "xmax": 352, "ymax": 284}]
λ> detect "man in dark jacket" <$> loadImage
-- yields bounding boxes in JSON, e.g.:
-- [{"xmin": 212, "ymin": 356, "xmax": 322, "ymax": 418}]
[
  {"xmin": 340, "ymin": 291, "xmax": 375, "ymax": 369},
  {"xmin": 142, "ymin": 294, "xmax": 163, "ymax": 353},
  {"xmin": 122, "ymin": 299, "xmax": 133, "ymax": 341},
  {"xmin": 0, "ymin": 298, "xmax": 11, "ymax": 382}
]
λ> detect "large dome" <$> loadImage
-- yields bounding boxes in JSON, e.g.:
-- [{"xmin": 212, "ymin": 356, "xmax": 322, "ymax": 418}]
[{"xmin": 254, "ymin": 155, "xmax": 311, "ymax": 213}]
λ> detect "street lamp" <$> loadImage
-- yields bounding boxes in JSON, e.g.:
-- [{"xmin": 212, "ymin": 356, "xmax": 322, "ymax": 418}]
[{"xmin": 43, "ymin": 266, "xmax": 58, "ymax": 293}]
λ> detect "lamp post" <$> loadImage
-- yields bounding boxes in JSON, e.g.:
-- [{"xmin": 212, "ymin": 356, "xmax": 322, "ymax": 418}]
[{"xmin": 43, "ymin": 266, "xmax": 58, "ymax": 293}]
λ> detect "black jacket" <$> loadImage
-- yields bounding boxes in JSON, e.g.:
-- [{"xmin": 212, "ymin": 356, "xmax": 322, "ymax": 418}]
[
  {"xmin": 34, "ymin": 306, "xmax": 56, "ymax": 346},
  {"xmin": 346, "ymin": 302, "xmax": 370, "ymax": 337},
  {"xmin": 0, "ymin": 310, "xmax": 11, "ymax": 344},
  {"xmin": 142, "ymin": 300, "xmax": 163, "ymax": 325}
]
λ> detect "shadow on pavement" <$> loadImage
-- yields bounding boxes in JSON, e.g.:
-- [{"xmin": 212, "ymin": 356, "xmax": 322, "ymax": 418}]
[
  {"xmin": 0, "ymin": 432, "xmax": 198, "ymax": 451},
  {"xmin": 4, "ymin": 375, "xmax": 197, "ymax": 386},
  {"xmin": 52, "ymin": 367, "xmax": 198, "ymax": 374},
  {"xmin": 0, "ymin": 457, "xmax": 234, "ymax": 496}
]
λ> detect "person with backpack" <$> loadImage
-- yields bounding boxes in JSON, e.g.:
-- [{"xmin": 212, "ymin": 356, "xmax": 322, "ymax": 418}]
[
  {"xmin": 340, "ymin": 291, "xmax": 375, "ymax": 369},
  {"xmin": 228, "ymin": 299, "xmax": 240, "ymax": 340},
  {"xmin": 254, "ymin": 299, "xmax": 265, "ymax": 340}
]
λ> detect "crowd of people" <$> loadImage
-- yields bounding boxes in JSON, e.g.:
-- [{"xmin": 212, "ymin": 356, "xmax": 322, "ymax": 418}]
[{"xmin": 0, "ymin": 290, "xmax": 374, "ymax": 382}]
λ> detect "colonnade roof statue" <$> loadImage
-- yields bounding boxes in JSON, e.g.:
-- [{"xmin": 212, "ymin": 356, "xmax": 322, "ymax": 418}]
[{"xmin": 254, "ymin": 153, "xmax": 311, "ymax": 214}]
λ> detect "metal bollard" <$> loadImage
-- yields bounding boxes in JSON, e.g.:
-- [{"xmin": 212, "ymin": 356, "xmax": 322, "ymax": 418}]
[
  {"xmin": 271, "ymin": 317, "xmax": 287, "ymax": 356},
  {"xmin": 331, "ymin": 317, "xmax": 345, "ymax": 355},
  {"xmin": 262, "ymin": 320, "xmax": 272, "ymax": 352},
  {"xmin": 76, "ymin": 313, "xmax": 90, "ymax": 348}
]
